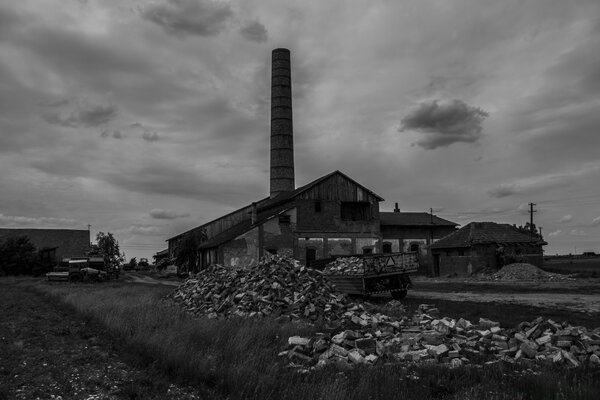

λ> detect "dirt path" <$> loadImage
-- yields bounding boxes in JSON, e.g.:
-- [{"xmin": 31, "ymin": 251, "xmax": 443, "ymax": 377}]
[
  {"xmin": 0, "ymin": 280, "xmax": 202, "ymax": 400},
  {"xmin": 122, "ymin": 272, "xmax": 181, "ymax": 286},
  {"xmin": 410, "ymin": 290, "xmax": 600, "ymax": 313},
  {"xmin": 409, "ymin": 276, "xmax": 600, "ymax": 314}
]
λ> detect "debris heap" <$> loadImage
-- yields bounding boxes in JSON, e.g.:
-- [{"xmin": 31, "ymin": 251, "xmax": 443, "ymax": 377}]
[
  {"xmin": 168, "ymin": 255, "xmax": 382, "ymax": 323},
  {"xmin": 323, "ymin": 257, "xmax": 365, "ymax": 275},
  {"xmin": 282, "ymin": 304, "xmax": 600, "ymax": 370},
  {"xmin": 478, "ymin": 263, "xmax": 573, "ymax": 282}
]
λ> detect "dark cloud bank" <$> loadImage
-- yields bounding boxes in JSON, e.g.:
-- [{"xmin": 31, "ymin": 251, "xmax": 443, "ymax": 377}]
[{"xmin": 400, "ymin": 99, "xmax": 489, "ymax": 149}]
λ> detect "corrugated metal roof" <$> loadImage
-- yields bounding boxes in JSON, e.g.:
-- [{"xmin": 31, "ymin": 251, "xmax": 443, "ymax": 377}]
[
  {"xmin": 380, "ymin": 212, "xmax": 457, "ymax": 226},
  {"xmin": 430, "ymin": 222, "xmax": 547, "ymax": 249}
]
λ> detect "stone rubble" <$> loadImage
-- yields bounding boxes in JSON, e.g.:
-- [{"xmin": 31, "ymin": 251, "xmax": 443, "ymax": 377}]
[
  {"xmin": 474, "ymin": 263, "xmax": 573, "ymax": 282},
  {"xmin": 281, "ymin": 304, "xmax": 600, "ymax": 370},
  {"xmin": 168, "ymin": 255, "xmax": 384, "ymax": 323},
  {"xmin": 168, "ymin": 255, "xmax": 598, "ymax": 371}
]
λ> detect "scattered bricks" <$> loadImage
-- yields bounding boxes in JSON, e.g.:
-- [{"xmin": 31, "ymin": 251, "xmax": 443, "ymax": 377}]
[
  {"xmin": 589, "ymin": 354, "xmax": 600, "ymax": 365},
  {"xmin": 348, "ymin": 349, "xmax": 365, "ymax": 364},
  {"xmin": 552, "ymin": 351, "xmax": 563, "ymax": 364},
  {"xmin": 452, "ymin": 343, "xmax": 461, "ymax": 351},
  {"xmin": 450, "ymin": 358, "xmax": 463, "ymax": 368},
  {"xmin": 422, "ymin": 333, "xmax": 444, "ymax": 345},
  {"xmin": 494, "ymin": 341, "xmax": 509, "ymax": 350},
  {"xmin": 477, "ymin": 330, "xmax": 492, "ymax": 338},
  {"xmin": 365, "ymin": 354, "xmax": 379, "ymax": 364},
  {"xmin": 490, "ymin": 326, "xmax": 502, "ymax": 335},
  {"xmin": 563, "ymin": 351, "xmax": 580, "ymax": 367},
  {"xmin": 479, "ymin": 318, "xmax": 500, "ymax": 329},
  {"xmin": 289, "ymin": 350, "xmax": 312, "ymax": 362},
  {"xmin": 355, "ymin": 338, "xmax": 377, "ymax": 354},
  {"xmin": 492, "ymin": 334, "xmax": 507, "ymax": 342},
  {"xmin": 514, "ymin": 333, "xmax": 527, "ymax": 343},
  {"xmin": 288, "ymin": 336, "xmax": 311, "ymax": 346},
  {"xmin": 535, "ymin": 335, "xmax": 552, "ymax": 346},
  {"xmin": 431, "ymin": 344, "xmax": 449, "ymax": 357},
  {"xmin": 557, "ymin": 341, "xmax": 573, "ymax": 348},
  {"xmin": 448, "ymin": 350, "xmax": 460, "ymax": 358},
  {"xmin": 456, "ymin": 318, "xmax": 473, "ymax": 330},
  {"xmin": 520, "ymin": 342, "xmax": 538, "ymax": 359},
  {"xmin": 514, "ymin": 349, "xmax": 523, "ymax": 360},
  {"xmin": 330, "ymin": 344, "xmax": 349, "ymax": 357},
  {"xmin": 526, "ymin": 324, "xmax": 540, "ymax": 339},
  {"xmin": 331, "ymin": 332, "xmax": 345, "ymax": 344}
]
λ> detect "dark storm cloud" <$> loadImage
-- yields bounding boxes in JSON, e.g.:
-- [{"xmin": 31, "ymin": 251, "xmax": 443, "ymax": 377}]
[
  {"xmin": 142, "ymin": 0, "xmax": 233, "ymax": 37},
  {"xmin": 105, "ymin": 161, "xmax": 262, "ymax": 205},
  {"xmin": 488, "ymin": 184, "xmax": 520, "ymax": 198},
  {"xmin": 511, "ymin": 22, "xmax": 600, "ymax": 169},
  {"xmin": 142, "ymin": 131, "xmax": 159, "ymax": 142},
  {"xmin": 240, "ymin": 21, "xmax": 268, "ymax": 42},
  {"xmin": 400, "ymin": 99, "xmax": 489, "ymax": 149},
  {"xmin": 101, "ymin": 129, "xmax": 123, "ymax": 139},
  {"xmin": 44, "ymin": 103, "xmax": 117, "ymax": 128},
  {"xmin": 149, "ymin": 209, "xmax": 190, "ymax": 219}
]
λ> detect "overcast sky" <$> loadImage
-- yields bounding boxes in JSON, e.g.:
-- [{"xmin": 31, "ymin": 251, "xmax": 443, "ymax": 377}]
[{"xmin": 1, "ymin": 0, "xmax": 599, "ymax": 260}]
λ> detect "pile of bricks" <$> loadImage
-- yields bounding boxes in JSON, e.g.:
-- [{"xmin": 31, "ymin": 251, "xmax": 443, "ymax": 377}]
[
  {"xmin": 476, "ymin": 263, "xmax": 573, "ymax": 282},
  {"xmin": 168, "ymin": 255, "xmax": 383, "ymax": 323},
  {"xmin": 323, "ymin": 257, "xmax": 365, "ymax": 275},
  {"xmin": 281, "ymin": 304, "xmax": 600, "ymax": 370}
]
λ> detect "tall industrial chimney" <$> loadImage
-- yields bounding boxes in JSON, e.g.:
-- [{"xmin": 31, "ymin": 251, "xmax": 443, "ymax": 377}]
[{"xmin": 270, "ymin": 48, "xmax": 295, "ymax": 198}]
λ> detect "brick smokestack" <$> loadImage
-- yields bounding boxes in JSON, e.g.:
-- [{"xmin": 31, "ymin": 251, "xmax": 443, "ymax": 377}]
[{"xmin": 270, "ymin": 48, "xmax": 295, "ymax": 198}]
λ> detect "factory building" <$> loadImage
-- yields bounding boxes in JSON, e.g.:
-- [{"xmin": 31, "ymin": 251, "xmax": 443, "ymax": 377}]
[{"xmin": 167, "ymin": 49, "xmax": 457, "ymax": 272}]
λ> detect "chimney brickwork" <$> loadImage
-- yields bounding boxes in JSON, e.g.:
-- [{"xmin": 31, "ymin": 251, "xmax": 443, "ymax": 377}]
[{"xmin": 270, "ymin": 48, "xmax": 295, "ymax": 198}]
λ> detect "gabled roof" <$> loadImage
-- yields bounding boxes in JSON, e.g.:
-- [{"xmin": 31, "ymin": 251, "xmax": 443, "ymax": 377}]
[
  {"xmin": 168, "ymin": 170, "xmax": 383, "ymax": 243},
  {"xmin": 430, "ymin": 222, "xmax": 547, "ymax": 249},
  {"xmin": 380, "ymin": 212, "xmax": 457, "ymax": 227},
  {"xmin": 199, "ymin": 206, "xmax": 294, "ymax": 249},
  {"xmin": 261, "ymin": 170, "xmax": 384, "ymax": 208}
]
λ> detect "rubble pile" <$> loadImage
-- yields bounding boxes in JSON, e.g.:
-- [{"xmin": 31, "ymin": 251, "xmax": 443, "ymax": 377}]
[
  {"xmin": 481, "ymin": 263, "xmax": 572, "ymax": 282},
  {"xmin": 281, "ymin": 304, "xmax": 600, "ymax": 370},
  {"xmin": 323, "ymin": 257, "xmax": 365, "ymax": 275},
  {"xmin": 169, "ymin": 255, "xmax": 382, "ymax": 322}
]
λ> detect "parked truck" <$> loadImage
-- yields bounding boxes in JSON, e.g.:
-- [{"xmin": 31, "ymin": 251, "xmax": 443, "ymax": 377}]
[
  {"xmin": 46, "ymin": 257, "xmax": 111, "ymax": 282},
  {"xmin": 313, "ymin": 252, "xmax": 419, "ymax": 299}
]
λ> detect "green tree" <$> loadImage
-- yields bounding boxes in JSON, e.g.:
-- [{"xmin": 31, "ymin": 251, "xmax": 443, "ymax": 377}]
[
  {"xmin": 95, "ymin": 232, "xmax": 124, "ymax": 265},
  {"xmin": 0, "ymin": 236, "xmax": 37, "ymax": 275}
]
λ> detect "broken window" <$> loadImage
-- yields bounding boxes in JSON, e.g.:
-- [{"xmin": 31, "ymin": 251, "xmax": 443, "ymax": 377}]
[{"xmin": 314, "ymin": 200, "xmax": 322, "ymax": 212}]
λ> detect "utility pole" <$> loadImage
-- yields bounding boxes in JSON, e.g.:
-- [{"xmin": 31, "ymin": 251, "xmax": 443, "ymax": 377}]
[
  {"xmin": 539, "ymin": 226, "xmax": 543, "ymax": 239},
  {"xmin": 528, "ymin": 202, "xmax": 537, "ymax": 239}
]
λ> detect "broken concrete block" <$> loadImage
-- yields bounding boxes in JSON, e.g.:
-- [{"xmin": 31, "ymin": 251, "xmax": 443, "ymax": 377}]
[
  {"xmin": 535, "ymin": 335, "xmax": 552, "ymax": 346},
  {"xmin": 288, "ymin": 336, "xmax": 311, "ymax": 346},
  {"xmin": 348, "ymin": 349, "xmax": 365, "ymax": 364}
]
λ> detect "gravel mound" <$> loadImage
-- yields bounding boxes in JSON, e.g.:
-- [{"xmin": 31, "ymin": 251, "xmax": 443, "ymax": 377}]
[{"xmin": 480, "ymin": 263, "xmax": 572, "ymax": 281}]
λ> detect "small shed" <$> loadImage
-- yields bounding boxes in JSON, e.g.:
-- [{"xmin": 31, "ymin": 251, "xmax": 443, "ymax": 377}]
[{"xmin": 429, "ymin": 222, "xmax": 547, "ymax": 276}]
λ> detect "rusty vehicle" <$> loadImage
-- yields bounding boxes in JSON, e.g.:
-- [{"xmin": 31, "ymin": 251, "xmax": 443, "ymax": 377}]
[
  {"xmin": 312, "ymin": 252, "xmax": 419, "ymax": 299},
  {"xmin": 46, "ymin": 258, "xmax": 108, "ymax": 282}
]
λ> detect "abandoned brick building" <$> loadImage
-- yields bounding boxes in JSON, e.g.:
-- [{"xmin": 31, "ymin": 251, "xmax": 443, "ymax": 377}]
[
  {"xmin": 0, "ymin": 228, "xmax": 90, "ymax": 264},
  {"xmin": 167, "ymin": 49, "xmax": 457, "ymax": 270},
  {"xmin": 429, "ymin": 221, "xmax": 547, "ymax": 276}
]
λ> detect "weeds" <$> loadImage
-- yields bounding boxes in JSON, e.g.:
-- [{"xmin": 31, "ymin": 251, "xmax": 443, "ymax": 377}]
[{"xmin": 32, "ymin": 281, "xmax": 600, "ymax": 400}]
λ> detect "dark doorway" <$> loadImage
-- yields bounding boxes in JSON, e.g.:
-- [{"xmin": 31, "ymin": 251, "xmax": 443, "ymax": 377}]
[
  {"xmin": 410, "ymin": 243, "xmax": 420, "ymax": 253},
  {"xmin": 382, "ymin": 243, "xmax": 392, "ymax": 253},
  {"xmin": 433, "ymin": 254, "xmax": 440, "ymax": 277},
  {"xmin": 306, "ymin": 248, "xmax": 317, "ymax": 267},
  {"xmin": 362, "ymin": 247, "xmax": 373, "ymax": 254}
]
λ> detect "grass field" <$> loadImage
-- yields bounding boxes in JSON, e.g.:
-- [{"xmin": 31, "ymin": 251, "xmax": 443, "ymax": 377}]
[
  {"xmin": 2, "ymin": 277, "xmax": 599, "ymax": 399},
  {"xmin": 542, "ymin": 258, "xmax": 600, "ymax": 277}
]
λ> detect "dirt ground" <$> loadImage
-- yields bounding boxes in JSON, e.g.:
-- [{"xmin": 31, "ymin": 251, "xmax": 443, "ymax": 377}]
[
  {"xmin": 0, "ymin": 280, "xmax": 204, "ymax": 400},
  {"xmin": 412, "ymin": 276, "xmax": 600, "ymax": 313}
]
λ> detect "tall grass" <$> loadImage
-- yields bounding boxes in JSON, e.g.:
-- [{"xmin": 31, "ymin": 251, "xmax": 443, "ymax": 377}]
[{"xmin": 35, "ymin": 281, "xmax": 600, "ymax": 400}]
